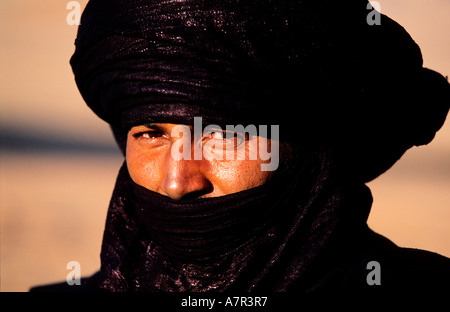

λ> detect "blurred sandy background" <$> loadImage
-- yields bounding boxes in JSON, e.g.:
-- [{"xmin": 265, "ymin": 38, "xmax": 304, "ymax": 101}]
[{"xmin": 1, "ymin": 1, "xmax": 449, "ymax": 292}]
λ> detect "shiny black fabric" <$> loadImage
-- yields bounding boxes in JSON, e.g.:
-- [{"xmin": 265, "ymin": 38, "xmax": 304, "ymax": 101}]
[
  {"xmin": 96, "ymin": 151, "xmax": 376, "ymax": 292},
  {"xmin": 70, "ymin": 0, "xmax": 450, "ymax": 182},
  {"xmin": 47, "ymin": 0, "xmax": 450, "ymax": 293},
  {"xmin": 129, "ymin": 170, "xmax": 289, "ymax": 263}
]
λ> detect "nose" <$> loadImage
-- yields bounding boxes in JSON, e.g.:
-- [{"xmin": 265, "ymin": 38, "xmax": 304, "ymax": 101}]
[{"xmin": 160, "ymin": 155, "xmax": 213, "ymax": 200}]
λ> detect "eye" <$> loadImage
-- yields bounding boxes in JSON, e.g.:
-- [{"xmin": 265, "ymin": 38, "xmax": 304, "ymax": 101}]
[
  {"xmin": 141, "ymin": 131, "xmax": 164, "ymax": 139},
  {"xmin": 209, "ymin": 131, "xmax": 224, "ymax": 140},
  {"xmin": 203, "ymin": 130, "xmax": 247, "ymax": 147},
  {"xmin": 132, "ymin": 130, "xmax": 166, "ymax": 140}
]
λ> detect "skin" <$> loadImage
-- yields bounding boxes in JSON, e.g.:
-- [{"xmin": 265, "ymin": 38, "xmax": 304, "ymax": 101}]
[{"xmin": 126, "ymin": 123, "xmax": 281, "ymax": 200}]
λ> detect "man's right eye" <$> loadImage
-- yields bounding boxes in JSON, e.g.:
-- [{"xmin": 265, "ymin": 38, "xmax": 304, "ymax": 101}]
[
  {"xmin": 143, "ymin": 131, "xmax": 163, "ymax": 139},
  {"xmin": 133, "ymin": 131, "xmax": 165, "ymax": 139}
]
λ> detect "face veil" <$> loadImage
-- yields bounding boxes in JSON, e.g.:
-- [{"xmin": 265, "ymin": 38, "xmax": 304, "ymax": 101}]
[
  {"xmin": 69, "ymin": 0, "xmax": 450, "ymax": 292},
  {"xmin": 97, "ymin": 150, "xmax": 374, "ymax": 292}
]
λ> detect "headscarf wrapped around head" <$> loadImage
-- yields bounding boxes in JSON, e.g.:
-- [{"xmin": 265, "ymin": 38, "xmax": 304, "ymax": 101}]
[{"xmin": 71, "ymin": 0, "xmax": 449, "ymax": 182}]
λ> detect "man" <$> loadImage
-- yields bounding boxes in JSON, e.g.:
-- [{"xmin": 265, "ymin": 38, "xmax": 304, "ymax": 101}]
[{"xmin": 32, "ymin": 0, "xmax": 449, "ymax": 293}]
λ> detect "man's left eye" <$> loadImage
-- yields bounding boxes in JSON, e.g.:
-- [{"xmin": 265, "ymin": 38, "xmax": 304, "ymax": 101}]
[
  {"xmin": 204, "ymin": 131, "xmax": 247, "ymax": 147},
  {"xmin": 209, "ymin": 131, "xmax": 225, "ymax": 140}
]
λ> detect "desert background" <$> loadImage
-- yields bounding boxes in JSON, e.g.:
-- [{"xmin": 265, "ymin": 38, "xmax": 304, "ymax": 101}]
[{"xmin": 1, "ymin": 0, "xmax": 449, "ymax": 291}]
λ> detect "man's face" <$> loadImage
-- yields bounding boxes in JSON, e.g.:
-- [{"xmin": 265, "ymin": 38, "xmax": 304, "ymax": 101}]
[{"xmin": 126, "ymin": 123, "xmax": 280, "ymax": 200}]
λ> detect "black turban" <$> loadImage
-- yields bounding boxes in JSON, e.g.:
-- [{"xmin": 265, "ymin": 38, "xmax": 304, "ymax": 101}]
[
  {"xmin": 54, "ymin": 0, "xmax": 450, "ymax": 293},
  {"xmin": 70, "ymin": 0, "xmax": 449, "ymax": 182}
]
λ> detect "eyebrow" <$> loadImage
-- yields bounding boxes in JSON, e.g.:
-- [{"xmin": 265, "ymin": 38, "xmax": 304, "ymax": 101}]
[
  {"xmin": 130, "ymin": 123, "xmax": 168, "ymax": 136},
  {"xmin": 143, "ymin": 123, "xmax": 165, "ymax": 132}
]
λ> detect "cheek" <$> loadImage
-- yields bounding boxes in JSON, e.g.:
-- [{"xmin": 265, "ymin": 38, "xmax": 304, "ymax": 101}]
[
  {"xmin": 209, "ymin": 159, "xmax": 273, "ymax": 194},
  {"xmin": 207, "ymin": 139, "xmax": 277, "ymax": 194},
  {"xmin": 126, "ymin": 137, "xmax": 166, "ymax": 192}
]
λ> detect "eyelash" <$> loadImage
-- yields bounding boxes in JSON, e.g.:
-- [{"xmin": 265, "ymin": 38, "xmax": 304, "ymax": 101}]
[
  {"xmin": 133, "ymin": 131, "xmax": 165, "ymax": 139},
  {"xmin": 203, "ymin": 131, "xmax": 248, "ymax": 145},
  {"xmin": 133, "ymin": 130, "xmax": 250, "ymax": 146}
]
